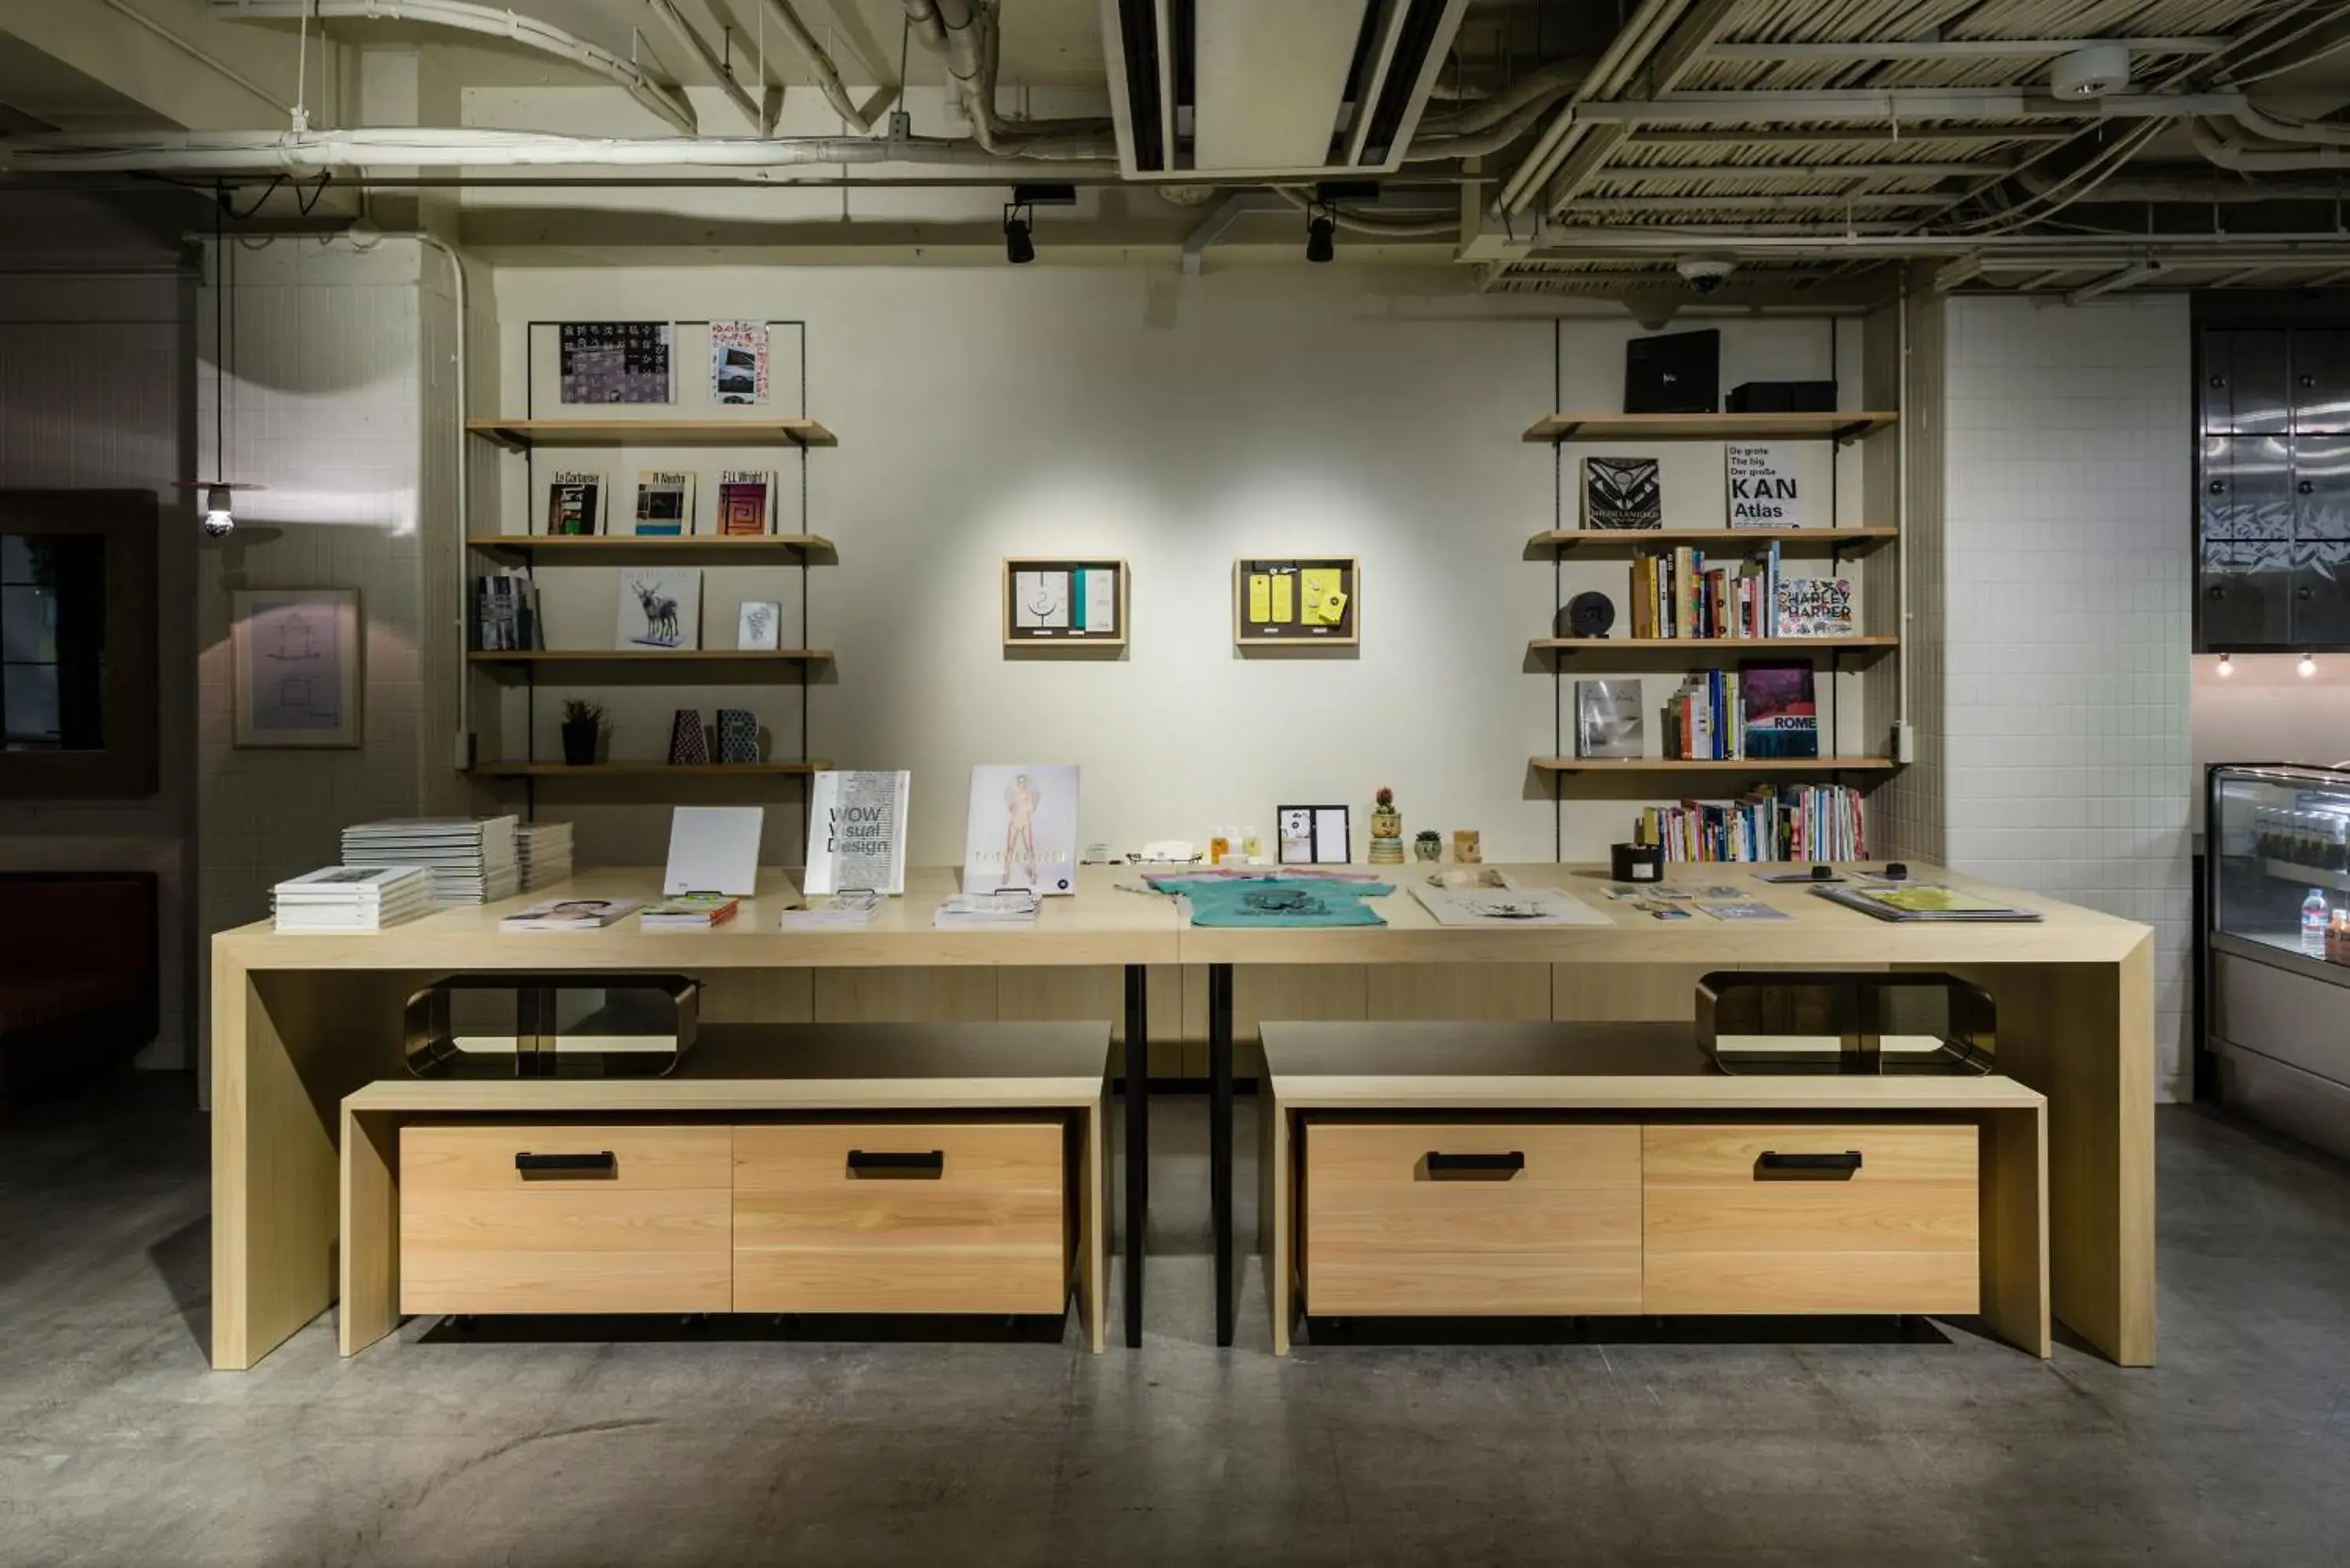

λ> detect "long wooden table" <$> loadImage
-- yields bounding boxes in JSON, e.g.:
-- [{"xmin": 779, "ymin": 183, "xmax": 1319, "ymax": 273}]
[{"xmin": 211, "ymin": 862, "xmax": 2155, "ymax": 1368}]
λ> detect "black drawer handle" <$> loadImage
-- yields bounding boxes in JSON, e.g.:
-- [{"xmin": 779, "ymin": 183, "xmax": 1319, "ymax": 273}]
[
  {"xmin": 515, "ymin": 1151, "xmax": 615, "ymax": 1176},
  {"xmin": 848, "ymin": 1149, "xmax": 945, "ymax": 1178},
  {"xmin": 1426, "ymin": 1151, "xmax": 1526, "ymax": 1177},
  {"xmin": 1756, "ymin": 1150, "xmax": 1863, "ymax": 1178}
]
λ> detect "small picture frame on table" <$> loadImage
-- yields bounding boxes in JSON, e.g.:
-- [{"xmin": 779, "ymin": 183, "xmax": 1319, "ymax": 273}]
[{"xmin": 1277, "ymin": 804, "xmax": 1350, "ymax": 865}]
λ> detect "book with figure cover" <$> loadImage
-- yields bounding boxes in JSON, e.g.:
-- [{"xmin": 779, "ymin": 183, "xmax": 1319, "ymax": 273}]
[
  {"xmin": 633, "ymin": 470, "xmax": 694, "ymax": 537},
  {"xmin": 1575, "ymin": 679, "xmax": 1645, "ymax": 759},
  {"xmin": 1739, "ymin": 661, "xmax": 1819, "ymax": 760},
  {"xmin": 803, "ymin": 770, "xmax": 912, "ymax": 896},
  {"xmin": 964, "ymin": 764, "xmax": 1080, "ymax": 896},
  {"xmin": 545, "ymin": 471, "xmax": 603, "ymax": 536},
  {"xmin": 615, "ymin": 568, "xmax": 703, "ymax": 650},
  {"xmin": 1582, "ymin": 456, "xmax": 1662, "ymax": 529}
]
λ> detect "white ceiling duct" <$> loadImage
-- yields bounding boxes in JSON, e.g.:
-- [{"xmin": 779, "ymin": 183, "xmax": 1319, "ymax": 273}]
[
  {"xmin": 1101, "ymin": 0, "xmax": 1471, "ymax": 179},
  {"xmin": 0, "ymin": 128, "xmax": 1105, "ymax": 172}
]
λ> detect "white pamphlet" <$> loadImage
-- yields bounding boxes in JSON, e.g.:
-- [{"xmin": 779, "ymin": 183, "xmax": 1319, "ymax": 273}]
[{"xmin": 663, "ymin": 806, "xmax": 764, "ymax": 895}]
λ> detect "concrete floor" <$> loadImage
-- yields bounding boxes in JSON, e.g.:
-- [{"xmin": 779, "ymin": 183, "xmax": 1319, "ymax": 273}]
[{"xmin": 2, "ymin": 1086, "xmax": 2348, "ymax": 1567}]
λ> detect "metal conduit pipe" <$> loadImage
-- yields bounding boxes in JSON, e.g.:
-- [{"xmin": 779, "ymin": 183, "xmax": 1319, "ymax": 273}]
[
  {"xmin": 1405, "ymin": 98, "xmax": 1561, "ymax": 162},
  {"xmin": 1274, "ymin": 187, "xmax": 1459, "ymax": 238},
  {"xmin": 1499, "ymin": 0, "xmax": 1690, "ymax": 214},
  {"xmin": 1414, "ymin": 56, "xmax": 1594, "ymax": 139},
  {"xmin": 2194, "ymin": 119, "xmax": 2350, "ymax": 172},
  {"xmin": 757, "ymin": 0, "xmax": 876, "ymax": 134},
  {"xmin": 2021, "ymin": 157, "xmax": 2350, "ymax": 199},
  {"xmin": 647, "ymin": 0, "xmax": 767, "ymax": 134},
  {"xmin": 0, "ymin": 128, "xmax": 1118, "ymax": 172},
  {"xmin": 902, "ymin": 0, "xmax": 1115, "ymax": 159}
]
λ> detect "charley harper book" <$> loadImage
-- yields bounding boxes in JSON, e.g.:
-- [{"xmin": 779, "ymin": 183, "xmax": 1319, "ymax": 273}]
[
  {"xmin": 1581, "ymin": 456, "xmax": 1662, "ymax": 529},
  {"xmin": 1775, "ymin": 576, "xmax": 1856, "ymax": 637},
  {"xmin": 803, "ymin": 770, "xmax": 912, "ymax": 896}
]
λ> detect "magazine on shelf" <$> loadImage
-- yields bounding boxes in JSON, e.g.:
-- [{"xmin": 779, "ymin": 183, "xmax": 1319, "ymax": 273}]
[
  {"xmin": 1739, "ymin": 663, "xmax": 1819, "ymax": 760},
  {"xmin": 1581, "ymin": 456, "xmax": 1662, "ymax": 529},
  {"xmin": 1776, "ymin": 576, "xmax": 1856, "ymax": 637},
  {"xmin": 1574, "ymin": 679, "xmax": 1644, "ymax": 759},
  {"xmin": 804, "ymin": 770, "xmax": 911, "ymax": 896},
  {"xmin": 1726, "ymin": 444, "xmax": 1806, "ymax": 529},
  {"xmin": 710, "ymin": 320, "xmax": 768, "ymax": 405}
]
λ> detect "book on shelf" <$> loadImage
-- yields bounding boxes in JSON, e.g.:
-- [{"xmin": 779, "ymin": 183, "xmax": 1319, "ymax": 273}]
[
  {"xmin": 500, "ymin": 895, "xmax": 642, "ymax": 932},
  {"xmin": 472, "ymin": 570, "xmax": 542, "ymax": 652},
  {"xmin": 614, "ymin": 567, "xmax": 703, "ymax": 651},
  {"xmin": 544, "ymin": 470, "xmax": 604, "ymax": 536},
  {"xmin": 1775, "ymin": 576, "xmax": 1856, "ymax": 637},
  {"xmin": 715, "ymin": 469, "xmax": 775, "ymax": 537},
  {"xmin": 1738, "ymin": 662, "xmax": 1819, "ymax": 760},
  {"xmin": 1726, "ymin": 443, "xmax": 1806, "ymax": 529},
  {"xmin": 1665, "ymin": 670, "xmax": 1741, "ymax": 761},
  {"xmin": 1635, "ymin": 783, "xmax": 1866, "ymax": 864},
  {"xmin": 1574, "ymin": 679, "xmax": 1644, "ymax": 759},
  {"xmin": 633, "ymin": 469, "xmax": 695, "ymax": 536},
  {"xmin": 1581, "ymin": 456, "xmax": 1662, "ymax": 529},
  {"xmin": 640, "ymin": 893, "xmax": 741, "ymax": 930},
  {"xmin": 1629, "ymin": 541, "xmax": 1781, "ymax": 640}
]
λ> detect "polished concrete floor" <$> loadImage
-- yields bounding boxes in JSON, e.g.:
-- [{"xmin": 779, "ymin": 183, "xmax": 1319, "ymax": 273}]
[{"xmin": 2, "ymin": 1082, "xmax": 2348, "ymax": 1566}]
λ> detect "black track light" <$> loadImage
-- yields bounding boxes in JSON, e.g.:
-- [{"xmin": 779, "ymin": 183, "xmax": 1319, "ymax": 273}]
[
  {"xmin": 1305, "ymin": 211, "xmax": 1336, "ymax": 265},
  {"xmin": 1003, "ymin": 204, "xmax": 1036, "ymax": 265}
]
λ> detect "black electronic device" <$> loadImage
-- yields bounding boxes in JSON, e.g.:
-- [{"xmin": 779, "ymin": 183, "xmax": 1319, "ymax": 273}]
[
  {"xmin": 1558, "ymin": 591, "xmax": 1615, "ymax": 639},
  {"xmin": 1625, "ymin": 329, "xmax": 1720, "ymax": 414},
  {"xmin": 1727, "ymin": 380, "xmax": 1838, "ymax": 414}
]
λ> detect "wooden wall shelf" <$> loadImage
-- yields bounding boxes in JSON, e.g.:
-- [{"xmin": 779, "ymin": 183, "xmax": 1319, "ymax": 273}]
[
  {"xmin": 466, "ymin": 761, "xmax": 835, "ymax": 779},
  {"xmin": 468, "ymin": 533, "xmax": 836, "ymax": 564},
  {"xmin": 468, "ymin": 650, "xmax": 832, "ymax": 681},
  {"xmin": 1532, "ymin": 756, "xmax": 1901, "ymax": 775},
  {"xmin": 1531, "ymin": 636, "xmax": 1897, "ymax": 656},
  {"xmin": 1524, "ymin": 412, "xmax": 1899, "ymax": 444},
  {"xmin": 467, "ymin": 417, "xmax": 837, "ymax": 451},
  {"xmin": 1529, "ymin": 526, "xmax": 1896, "ymax": 554}
]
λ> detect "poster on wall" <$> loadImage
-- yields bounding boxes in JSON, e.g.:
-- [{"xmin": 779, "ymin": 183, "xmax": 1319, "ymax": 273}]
[
  {"xmin": 963, "ymin": 764, "xmax": 1080, "ymax": 895},
  {"xmin": 559, "ymin": 322, "xmax": 672, "ymax": 404},
  {"xmin": 231, "ymin": 589, "xmax": 363, "ymax": 748},
  {"xmin": 710, "ymin": 321, "xmax": 769, "ymax": 405}
]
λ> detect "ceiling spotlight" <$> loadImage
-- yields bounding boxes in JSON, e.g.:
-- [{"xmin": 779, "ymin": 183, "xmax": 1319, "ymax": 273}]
[
  {"xmin": 2300, "ymin": 652, "xmax": 2319, "ymax": 679},
  {"xmin": 2217, "ymin": 652, "xmax": 2234, "ymax": 677},
  {"xmin": 1003, "ymin": 205, "xmax": 1036, "ymax": 266},
  {"xmin": 2050, "ymin": 42, "xmax": 2130, "ymax": 100},
  {"xmin": 1305, "ymin": 211, "xmax": 1336, "ymax": 265}
]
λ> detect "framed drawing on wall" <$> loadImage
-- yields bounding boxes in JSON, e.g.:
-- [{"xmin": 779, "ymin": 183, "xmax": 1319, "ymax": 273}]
[
  {"xmin": 1235, "ymin": 557, "xmax": 1358, "ymax": 648},
  {"xmin": 1003, "ymin": 558, "xmax": 1128, "ymax": 649},
  {"xmin": 232, "ymin": 589, "xmax": 363, "ymax": 748}
]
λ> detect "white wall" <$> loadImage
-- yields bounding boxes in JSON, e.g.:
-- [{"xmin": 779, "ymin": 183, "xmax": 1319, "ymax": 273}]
[
  {"xmin": 489, "ymin": 265, "xmax": 1881, "ymax": 869},
  {"xmin": 1940, "ymin": 294, "xmax": 2195, "ymax": 1097}
]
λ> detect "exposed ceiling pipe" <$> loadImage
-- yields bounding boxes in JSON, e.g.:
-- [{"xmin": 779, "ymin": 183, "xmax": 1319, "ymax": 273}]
[
  {"xmin": 1405, "ymin": 97, "xmax": 1559, "ymax": 162},
  {"xmin": 901, "ymin": 0, "xmax": 1115, "ymax": 160},
  {"xmin": 757, "ymin": 0, "xmax": 877, "ymax": 134},
  {"xmin": 2231, "ymin": 103, "xmax": 2350, "ymax": 148},
  {"xmin": 1499, "ymin": 0, "xmax": 1687, "ymax": 215},
  {"xmin": 2020, "ymin": 158, "xmax": 2350, "ymax": 200},
  {"xmin": 0, "ymin": 128, "xmax": 1114, "ymax": 172},
  {"xmin": 1413, "ymin": 56, "xmax": 1593, "ymax": 140},
  {"xmin": 646, "ymin": 0, "xmax": 766, "ymax": 133},
  {"xmin": 2193, "ymin": 120, "xmax": 2350, "ymax": 172},
  {"xmin": 207, "ymin": 0, "xmax": 697, "ymax": 135},
  {"xmin": 1273, "ymin": 187, "xmax": 1458, "ymax": 238}
]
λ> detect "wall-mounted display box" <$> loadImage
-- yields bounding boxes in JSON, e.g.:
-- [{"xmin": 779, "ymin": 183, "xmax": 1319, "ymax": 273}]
[
  {"xmin": 1235, "ymin": 557, "xmax": 1358, "ymax": 648},
  {"xmin": 1003, "ymin": 558, "xmax": 1127, "ymax": 649}
]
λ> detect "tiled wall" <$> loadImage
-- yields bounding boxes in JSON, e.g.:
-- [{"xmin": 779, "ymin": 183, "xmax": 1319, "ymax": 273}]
[
  {"xmin": 195, "ymin": 237, "xmax": 440, "ymax": 1073},
  {"xmin": 1941, "ymin": 294, "xmax": 2194, "ymax": 1097}
]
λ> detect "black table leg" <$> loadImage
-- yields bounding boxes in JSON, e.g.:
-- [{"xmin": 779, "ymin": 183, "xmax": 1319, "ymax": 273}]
[
  {"xmin": 1123, "ymin": 963, "xmax": 1148, "ymax": 1349},
  {"xmin": 1209, "ymin": 962, "xmax": 1235, "ymax": 1348}
]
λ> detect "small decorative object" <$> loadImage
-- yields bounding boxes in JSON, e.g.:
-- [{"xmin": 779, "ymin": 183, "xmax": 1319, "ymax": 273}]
[
  {"xmin": 1559, "ymin": 591, "xmax": 1615, "ymax": 640},
  {"xmin": 231, "ymin": 588, "xmax": 363, "ymax": 748},
  {"xmin": 1414, "ymin": 830, "xmax": 1443, "ymax": 862},
  {"xmin": 559, "ymin": 699, "xmax": 606, "ymax": 767},
  {"xmin": 1368, "ymin": 787, "xmax": 1405, "ymax": 865},
  {"xmin": 667, "ymin": 708, "xmax": 708, "ymax": 766},
  {"xmin": 1452, "ymin": 829, "xmax": 1483, "ymax": 864},
  {"xmin": 716, "ymin": 708, "xmax": 759, "ymax": 764},
  {"xmin": 737, "ymin": 600, "xmax": 781, "ymax": 651},
  {"xmin": 1611, "ymin": 842, "xmax": 1665, "ymax": 883}
]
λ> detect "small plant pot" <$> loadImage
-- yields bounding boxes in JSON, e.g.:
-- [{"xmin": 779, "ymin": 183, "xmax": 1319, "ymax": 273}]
[
  {"xmin": 559, "ymin": 721, "xmax": 600, "ymax": 767},
  {"xmin": 1414, "ymin": 836, "xmax": 1442, "ymax": 862}
]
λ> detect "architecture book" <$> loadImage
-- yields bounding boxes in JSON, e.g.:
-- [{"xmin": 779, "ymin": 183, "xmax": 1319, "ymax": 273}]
[
  {"xmin": 1581, "ymin": 456, "xmax": 1662, "ymax": 529},
  {"xmin": 1775, "ymin": 576, "xmax": 1856, "ymax": 637},
  {"xmin": 1739, "ymin": 662, "xmax": 1819, "ymax": 760},
  {"xmin": 964, "ymin": 764, "xmax": 1080, "ymax": 896},
  {"xmin": 716, "ymin": 469, "xmax": 774, "ymax": 537},
  {"xmin": 615, "ymin": 568, "xmax": 703, "ymax": 650},
  {"xmin": 633, "ymin": 469, "xmax": 694, "ymax": 536},
  {"xmin": 1575, "ymin": 678, "xmax": 1645, "ymax": 758},
  {"xmin": 545, "ymin": 470, "xmax": 603, "ymax": 536},
  {"xmin": 803, "ymin": 770, "xmax": 912, "ymax": 896},
  {"xmin": 1726, "ymin": 443, "xmax": 1806, "ymax": 529}
]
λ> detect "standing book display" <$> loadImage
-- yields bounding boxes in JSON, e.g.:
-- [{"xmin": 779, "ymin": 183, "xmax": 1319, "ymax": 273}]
[
  {"xmin": 544, "ymin": 471, "xmax": 603, "ymax": 536},
  {"xmin": 1726, "ymin": 444, "xmax": 1806, "ymax": 529},
  {"xmin": 1581, "ymin": 457, "xmax": 1662, "ymax": 529},
  {"xmin": 803, "ymin": 770, "xmax": 912, "ymax": 894},
  {"xmin": 632, "ymin": 470, "xmax": 695, "ymax": 536},
  {"xmin": 964, "ymin": 764, "xmax": 1080, "ymax": 894}
]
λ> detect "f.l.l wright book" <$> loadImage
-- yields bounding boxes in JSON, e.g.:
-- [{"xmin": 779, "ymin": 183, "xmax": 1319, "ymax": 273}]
[
  {"xmin": 715, "ymin": 469, "xmax": 774, "ymax": 537},
  {"xmin": 1581, "ymin": 456, "xmax": 1662, "ymax": 529}
]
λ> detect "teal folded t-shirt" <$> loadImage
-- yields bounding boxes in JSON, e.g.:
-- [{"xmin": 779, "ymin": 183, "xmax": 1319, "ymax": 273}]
[{"xmin": 1159, "ymin": 876, "xmax": 1394, "ymax": 928}]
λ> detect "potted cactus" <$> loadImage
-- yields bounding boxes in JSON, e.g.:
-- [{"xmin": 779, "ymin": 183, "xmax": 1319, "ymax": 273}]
[
  {"xmin": 1368, "ymin": 786, "xmax": 1405, "ymax": 864},
  {"xmin": 559, "ymin": 699, "xmax": 606, "ymax": 767}
]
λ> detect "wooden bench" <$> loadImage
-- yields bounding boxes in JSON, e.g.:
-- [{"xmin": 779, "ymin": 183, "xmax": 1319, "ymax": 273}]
[
  {"xmin": 340, "ymin": 1022, "xmax": 1114, "ymax": 1355},
  {"xmin": 1260, "ymin": 1022, "xmax": 2048, "ymax": 1357}
]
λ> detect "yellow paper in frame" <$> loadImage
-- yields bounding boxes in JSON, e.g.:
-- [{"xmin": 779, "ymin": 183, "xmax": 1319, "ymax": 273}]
[
  {"xmin": 1247, "ymin": 573, "xmax": 1271, "ymax": 624},
  {"xmin": 1300, "ymin": 566, "xmax": 1345, "ymax": 625}
]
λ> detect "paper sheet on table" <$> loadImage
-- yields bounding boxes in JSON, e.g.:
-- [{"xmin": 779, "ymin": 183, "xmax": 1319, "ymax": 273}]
[{"xmin": 1408, "ymin": 883, "xmax": 1611, "ymax": 927}]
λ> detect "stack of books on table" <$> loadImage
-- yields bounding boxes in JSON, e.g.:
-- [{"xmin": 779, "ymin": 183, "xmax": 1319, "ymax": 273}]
[
  {"xmin": 933, "ymin": 891, "xmax": 1040, "ymax": 928},
  {"xmin": 271, "ymin": 866, "xmax": 433, "ymax": 933},
  {"xmin": 516, "ymin": 821, "xmax": 573, "ymax": 891},
  {"xmin": 341, "ymin": 816, "xmax": 520, "ymax": 906}
]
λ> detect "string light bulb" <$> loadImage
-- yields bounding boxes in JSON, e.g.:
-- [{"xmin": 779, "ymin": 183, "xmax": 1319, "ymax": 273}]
[
  {"xmin": 2217, "ymin": 652, "xmax": 2234, "ymax": 677},
  {"xmin": 2300, "ymin": 652, "xmax": 2319, "ymax": 679}
]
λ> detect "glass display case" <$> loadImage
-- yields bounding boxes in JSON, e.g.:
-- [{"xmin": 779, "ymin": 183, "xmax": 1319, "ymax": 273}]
[{"xmin": 2206, "ymin": 762, "xmax": 2350, "ymax": 1160}]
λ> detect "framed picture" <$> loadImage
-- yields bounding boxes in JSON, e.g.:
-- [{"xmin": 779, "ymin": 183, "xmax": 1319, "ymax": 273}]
[
  {"xmin": 1277, "ymin": 804, "xmax": 1350, "ymax": 865},
  {"xmin": 1235, "ymin": 557, "xmax": 1358, "ymax": 648},
  {"xmin": 736, "ymin": 600, "xmax": 781, "ymax": 651},
  {"xmin": 232, "ymin": 589, "xmax": 362, "ymax": 748},
  {"xmin": 1003, "ymin": 558, "xmax": 1127, "ymax": 649}
]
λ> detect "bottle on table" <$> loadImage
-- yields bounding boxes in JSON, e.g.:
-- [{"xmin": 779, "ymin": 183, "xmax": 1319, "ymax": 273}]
[{"xmin": 2302, "ymin": 888, "xmax": 2330, "ymax": 957}]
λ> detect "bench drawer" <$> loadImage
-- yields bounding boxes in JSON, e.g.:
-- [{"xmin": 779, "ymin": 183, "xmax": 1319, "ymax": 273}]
[
  {"xmin": 1303, "ymin": 1121, "xmax": 1643, "ymax": 1315},
  {"xmin": 732, "ymin": 1122, "xmax": 1067, "ymax": 1314},
  {"xmin": 399, "ymin": 1124, "xmax": 732, "ymax": 1315},
  {"xmin": 1641, "ymin": 1123, "xmax": 1979, "ymax": 1315}
]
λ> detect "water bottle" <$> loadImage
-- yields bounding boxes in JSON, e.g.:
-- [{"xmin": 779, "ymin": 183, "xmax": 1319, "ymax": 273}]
[{"xmin": 2303, "ymin": 889, "xmax": 2330, "ymax": 957}]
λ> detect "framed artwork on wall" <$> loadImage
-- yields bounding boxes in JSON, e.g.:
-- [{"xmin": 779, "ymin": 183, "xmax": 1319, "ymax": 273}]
[
  {"xmin": 1003, "ymin": 558, "xmax": 1127, "ymax": 649},
  {"xmin": 232, "ymin": 588, "xmax": 362, "ymax": 748},
  {"xmin": 1235, "ymin": 557, "xmax": 1358, "ymax": 648}
]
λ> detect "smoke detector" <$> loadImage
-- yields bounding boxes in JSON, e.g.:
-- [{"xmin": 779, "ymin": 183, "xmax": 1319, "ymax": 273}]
[{"xmin": 2050, "ymin": 42, "xmax": 2130, "ymax": 100}]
